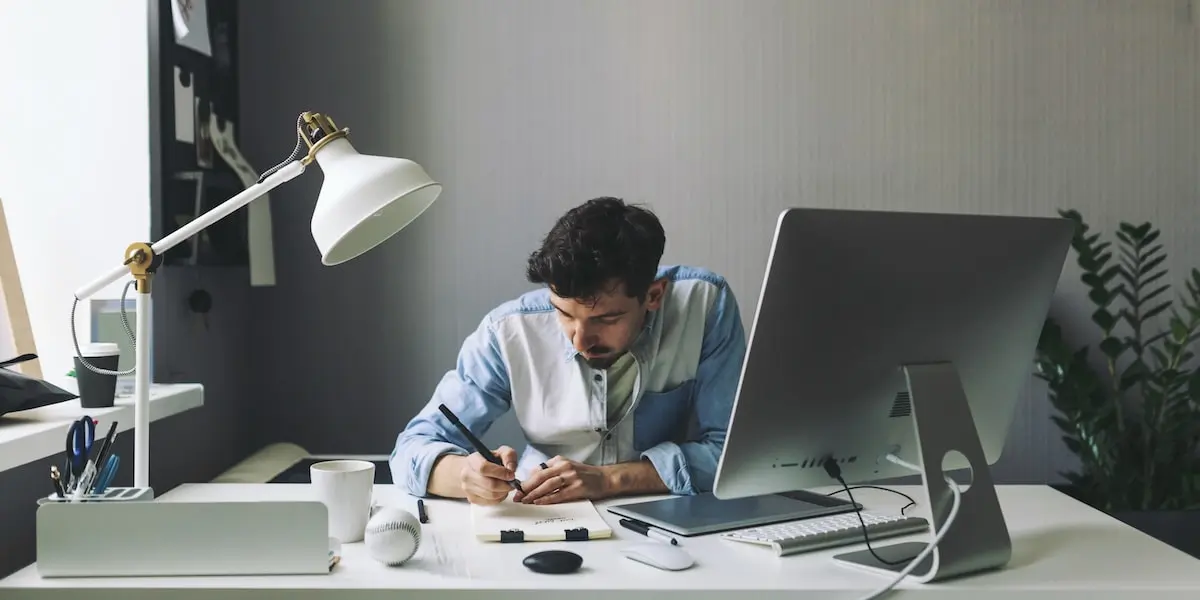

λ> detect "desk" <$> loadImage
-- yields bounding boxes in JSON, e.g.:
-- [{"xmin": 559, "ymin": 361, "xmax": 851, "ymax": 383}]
[{"xmin": 2, "ymin": 483, "xmax": 1198, "ymax": 599}]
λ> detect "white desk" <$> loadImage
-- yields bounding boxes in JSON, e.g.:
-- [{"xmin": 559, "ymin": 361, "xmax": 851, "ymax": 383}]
[{"xmin": 2, "ymin": 483, "xmax": 1198, "ymax": 599}]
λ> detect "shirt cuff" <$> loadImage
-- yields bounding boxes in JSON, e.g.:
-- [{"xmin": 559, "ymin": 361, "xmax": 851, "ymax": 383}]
[
  {"xmin": 392, "ymin": 441, "xmax": 468, "ymax": 497},
  {"xmin": 640, "ymin": 441, "xmax": 695, "ymax": 495}
]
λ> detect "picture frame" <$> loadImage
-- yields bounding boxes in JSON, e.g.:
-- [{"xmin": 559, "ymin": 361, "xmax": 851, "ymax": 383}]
[{"xmin": 0, "ymin": 198, "xmax": 41, "ymax": 378}]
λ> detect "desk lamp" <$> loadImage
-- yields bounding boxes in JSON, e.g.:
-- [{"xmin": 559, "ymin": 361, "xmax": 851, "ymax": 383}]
[{"xmin": 70, "ymin": 112, "xmax": 442, "ymax": 488}]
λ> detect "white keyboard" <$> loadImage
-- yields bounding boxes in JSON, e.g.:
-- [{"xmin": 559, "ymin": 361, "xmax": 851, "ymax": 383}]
[{"xmin": 721, "ymin": 511, "xmax": 928, "ymax": 556}]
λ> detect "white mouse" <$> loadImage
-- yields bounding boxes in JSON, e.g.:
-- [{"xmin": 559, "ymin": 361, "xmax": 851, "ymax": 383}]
[{"xmin": 621, "ymin": 541, "xmax": 694, "ymax": 571}]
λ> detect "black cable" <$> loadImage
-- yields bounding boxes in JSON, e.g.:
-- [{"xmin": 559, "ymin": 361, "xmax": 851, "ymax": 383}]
[
  {"xmin": 822, "ymin": 457, "xmax": 908, "ymax": 567},
  {"xmin": 826, "ymin": 485, "xmax": 916, "ymax": 515}
]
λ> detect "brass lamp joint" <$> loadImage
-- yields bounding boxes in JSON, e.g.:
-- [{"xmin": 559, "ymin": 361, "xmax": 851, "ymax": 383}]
[
  {"xmin": 299, "ymin": 111, "xmax": 349, "ymax": 165},
  {"xmin": 124, "ymin": 242, "xmax": 157, "ymax": 293}
]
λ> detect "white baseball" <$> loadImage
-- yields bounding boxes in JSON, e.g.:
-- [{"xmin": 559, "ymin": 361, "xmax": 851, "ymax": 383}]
[{"xmin": 364, "ymin": 506, "xmax": 422, "ymax": 566}]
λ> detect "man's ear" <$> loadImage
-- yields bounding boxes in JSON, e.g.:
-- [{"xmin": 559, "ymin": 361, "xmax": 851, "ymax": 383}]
[{"xmin": 644, "ymin": 278, "xmax": 668, "ymax": 311}]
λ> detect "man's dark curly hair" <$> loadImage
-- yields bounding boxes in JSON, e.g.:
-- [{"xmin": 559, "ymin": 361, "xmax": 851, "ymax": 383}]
[{"xmin": 526, "ymin": 197, "xmax": 666, "ymax": 302}]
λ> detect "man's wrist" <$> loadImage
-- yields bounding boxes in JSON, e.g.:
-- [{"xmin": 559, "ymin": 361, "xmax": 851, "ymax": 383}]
[
  {"xmin": 601, "ymin": 458, "xmax": 669, "ymax": 496},
  {"xmin": 427, "ymin": 453, "xmax": 468, "ymax": 499}
]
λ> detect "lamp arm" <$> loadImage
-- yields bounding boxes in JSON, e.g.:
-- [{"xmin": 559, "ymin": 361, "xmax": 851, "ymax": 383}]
[
  {"xmin": 68, "ymin": 158, "xmax": 306, "ymax": 490},
  {"xmin": 74, "ymin": 160, "xmax": 306, "ymax": 301}
]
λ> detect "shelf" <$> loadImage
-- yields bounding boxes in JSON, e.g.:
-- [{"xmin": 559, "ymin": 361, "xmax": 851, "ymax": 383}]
[{"xmin": 0, "ymin": 383, "xmax": 203, "ymax": 473}]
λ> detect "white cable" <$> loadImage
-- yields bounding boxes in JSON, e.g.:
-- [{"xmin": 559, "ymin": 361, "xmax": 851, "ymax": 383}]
[
  {"xmin": 851, "ymin": 453, "xmax": 963, "ymax": 600},
  {"xmin": 884, "ymin": 453, "xmax": 922, "ymax": 474}
]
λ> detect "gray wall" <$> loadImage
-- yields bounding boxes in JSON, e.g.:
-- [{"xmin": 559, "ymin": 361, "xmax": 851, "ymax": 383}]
[
  {"xmin": 0, "ymin": 268, "xmax": 258, "ymax": 577},
  {"xmin": 238, "ymin": 0, "xmax": 1200, "ymax": 484}
]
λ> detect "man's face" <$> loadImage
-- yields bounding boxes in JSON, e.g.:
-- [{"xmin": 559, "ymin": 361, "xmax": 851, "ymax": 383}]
[{"xmin": 550, "ymin": 279, "xmax": 666, "ymax": 369}]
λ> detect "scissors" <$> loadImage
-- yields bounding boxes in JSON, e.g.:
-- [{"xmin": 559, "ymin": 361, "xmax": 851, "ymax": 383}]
[{"xmin": 64, "ymin": 416, "xmax": 95, "ymax": 490}]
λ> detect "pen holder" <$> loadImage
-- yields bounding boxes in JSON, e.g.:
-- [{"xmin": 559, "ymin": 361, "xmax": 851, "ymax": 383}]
[
  {"xmin": 35, "ymin": 498, "xmax": 334, "ymax": 577},
  {"xmin": 37, "ymin": 486, "xmax": 154, "ymax": 504}
]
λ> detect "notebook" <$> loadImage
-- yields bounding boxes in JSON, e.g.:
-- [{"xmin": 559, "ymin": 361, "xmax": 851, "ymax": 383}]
[{"xmin": 470, "ymin": 499, "xmax": 613, "ymax": 542}]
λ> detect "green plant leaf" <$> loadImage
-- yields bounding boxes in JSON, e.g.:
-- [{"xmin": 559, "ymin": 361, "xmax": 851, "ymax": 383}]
[
  {"xmin": 1089, "ymin": 288, "xmax": 1115, "ymax": 308},
  {"xmin": 1171, "ymin": 319, "xmax": 1189, "ymax": 342},
  {"xmin": 1142, "ymin": 301, "xmax": 1171, "ymax": 322},
  {"xmin": 1140, "ymin": 256, "xmax": 1167, "ymax": 278},
  {"xmin": 1091, "ymin": 308, "xmax": 1117, "ymax": 331},
  {"xmin": 1099, "ymin": 336, "xmax": 1125, "ymax": 360}
]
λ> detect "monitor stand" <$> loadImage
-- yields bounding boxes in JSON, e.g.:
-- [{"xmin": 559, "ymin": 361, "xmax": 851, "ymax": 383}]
[{"xmin": 832, "ymin": 362, "xmax": 1012, "ymax": 583}]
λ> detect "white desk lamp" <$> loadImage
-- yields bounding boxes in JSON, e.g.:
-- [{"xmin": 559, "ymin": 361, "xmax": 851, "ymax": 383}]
[{"xmin": 70, "ymin": 112, "xmax": 442, "ymax": 488}]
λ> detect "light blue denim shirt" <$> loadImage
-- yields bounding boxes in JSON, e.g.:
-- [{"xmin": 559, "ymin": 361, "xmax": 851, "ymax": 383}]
[{"xmin": 390, "ymin": 265, "xmax": 747, "ymax": 497}]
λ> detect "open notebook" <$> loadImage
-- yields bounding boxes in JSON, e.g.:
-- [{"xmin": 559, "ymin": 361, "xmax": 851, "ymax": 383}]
[{"xmin": 471, "ymin": 498, "xmax": 613, "ymax": 542}]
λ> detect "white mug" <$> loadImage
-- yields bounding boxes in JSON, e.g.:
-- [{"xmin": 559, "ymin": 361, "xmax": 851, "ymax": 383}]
[{"xmin": 310, "ymin": 460, "xmax": 375, "ymax": 543}]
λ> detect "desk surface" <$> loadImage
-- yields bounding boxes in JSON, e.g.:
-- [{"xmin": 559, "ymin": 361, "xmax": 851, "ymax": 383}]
[{"xmin": 3, "ymin": 483, "xmax": 1199, "ymax": 599}]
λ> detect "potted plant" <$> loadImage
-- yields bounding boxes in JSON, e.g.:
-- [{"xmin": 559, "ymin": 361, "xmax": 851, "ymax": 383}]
[{"xmin": 1034, "ymin": 209, "xmax": 1200, "ymax": 557}]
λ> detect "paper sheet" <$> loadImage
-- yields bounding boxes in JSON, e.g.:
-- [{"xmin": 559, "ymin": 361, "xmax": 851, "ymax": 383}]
[
  {"xmin": 209, "ymin": 114, "xmax": 277, "ymax": 286},
  {"xmin": 173, "ymin": 68, "xmax": 194, "ymax": 143},
  {"xmin": 171, "ymin": 0, "xmax": 212, "ymax": 56},
  {"xmin": 470, "ymin": 498, "xmax": 612, "ymax": 541}
]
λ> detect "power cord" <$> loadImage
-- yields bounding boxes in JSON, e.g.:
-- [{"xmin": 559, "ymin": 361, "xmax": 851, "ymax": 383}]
[
  {"xmin": 70, "ymin": 279, "xmax": 137, "ymax": 376},
  {"xmin": 825, "ymin": 485, "xmax": 916, "ymax": 516},
  {"xmin": 822, "ymin": 454, "xmax": 963, "ymax": 600},
  {"xmin": 822, "ymin": 459, "xmax": 910, "ymax": 566}
]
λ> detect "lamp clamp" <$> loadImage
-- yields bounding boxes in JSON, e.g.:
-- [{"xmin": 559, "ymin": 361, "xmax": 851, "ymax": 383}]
[
  {"xmin": 123, "ymin": 242, "xmax": 161, "ymax": 293},
  {"xmin": 299, "ymin": 111, "xmax": 349, "ymax": 165}
]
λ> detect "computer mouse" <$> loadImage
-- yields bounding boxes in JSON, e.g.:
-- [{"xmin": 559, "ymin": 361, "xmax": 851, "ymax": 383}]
[
  {"xmin": 621, "ymin": 542, "xmax": 694, "ymax": 571},
  {"xmin": 522, "ymin": 550, "xmax": 583, "ymax": 574}
]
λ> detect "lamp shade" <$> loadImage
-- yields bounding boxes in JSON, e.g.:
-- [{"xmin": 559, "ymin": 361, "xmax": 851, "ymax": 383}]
[{"xmin": 309, "ymin": 137, "xmax": 442, "ymax": 265}]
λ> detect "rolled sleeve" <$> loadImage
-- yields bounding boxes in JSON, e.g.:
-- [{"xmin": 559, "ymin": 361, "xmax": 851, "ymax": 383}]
[
  {"xmin": 640, "ymin": 441, "xmax": 695, "ymax": 495},
  {"xmin": 389, "ymin": 315, "xmax": 512, "ymax": 497},
  {"xmin": 639, "ymin": 280, "xmax": 746, "ymax": 495}
]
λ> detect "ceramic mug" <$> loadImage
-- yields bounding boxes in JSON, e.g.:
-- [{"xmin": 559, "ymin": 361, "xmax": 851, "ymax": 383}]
[{"xmin": 310, "ymin": 460, "xmax": 375, "ymax": 543}]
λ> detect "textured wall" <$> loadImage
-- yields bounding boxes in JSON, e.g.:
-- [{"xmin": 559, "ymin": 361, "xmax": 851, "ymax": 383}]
[{"xmin": 239, "ymin": 0, "xmax": 1199, "ymax": 484}]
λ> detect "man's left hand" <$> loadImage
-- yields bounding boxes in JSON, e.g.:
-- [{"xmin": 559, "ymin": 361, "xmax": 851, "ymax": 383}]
[{"xmin": 514, "ymin": 455, "xmax": 611, "ymax": 504}]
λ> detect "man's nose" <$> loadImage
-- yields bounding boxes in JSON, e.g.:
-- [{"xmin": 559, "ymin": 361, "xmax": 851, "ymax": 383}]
[{"xmin": 572, "ymin": 325, "xmax": 595, "ymax": 352}]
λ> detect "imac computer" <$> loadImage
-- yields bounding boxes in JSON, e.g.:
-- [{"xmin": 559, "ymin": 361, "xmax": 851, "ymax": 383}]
[{"xmin": 712, "ymin": 207, "xmax": 1073, "ymax": 583}]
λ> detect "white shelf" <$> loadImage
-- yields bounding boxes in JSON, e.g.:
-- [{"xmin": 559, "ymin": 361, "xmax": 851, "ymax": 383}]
[{"xmin": 0, "ymin": 383, "xmax": 203, "ymax": 473}]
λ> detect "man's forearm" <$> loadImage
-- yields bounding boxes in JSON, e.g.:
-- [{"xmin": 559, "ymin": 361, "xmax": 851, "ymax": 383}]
[
  {"xmin": 602, "ymin": 458, "xmax": 670, "ymax": 496},
  {"xmin": 426, "ymin": 454, "xmax": 468, "ymax": 499}
]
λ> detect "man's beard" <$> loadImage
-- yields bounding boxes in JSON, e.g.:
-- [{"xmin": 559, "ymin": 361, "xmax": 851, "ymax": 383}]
[{"xmin": 583, "ymin": 349, "xmax": 621, "ymax": 369}]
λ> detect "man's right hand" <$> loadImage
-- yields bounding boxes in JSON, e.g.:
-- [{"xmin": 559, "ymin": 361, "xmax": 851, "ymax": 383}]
[{"xmin": 459, "ymin": 445, "xmax": 519, "ymax": 505}]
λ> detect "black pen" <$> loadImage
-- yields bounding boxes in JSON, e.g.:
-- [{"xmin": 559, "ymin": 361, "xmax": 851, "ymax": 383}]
[
  {"xmin": 88, "ymin": 421, "xmax": 118, "ymax": 493},
  {"xmin": 619, "ymin": 518, "xmax": 678, "ymax": 545},
  {"xmin": 417, "ymin": 499, "xmax": 428, "ymax": 523},
  {"xmin": 436, "ymin": 403, "xmax": 524, "ymax": 493}
]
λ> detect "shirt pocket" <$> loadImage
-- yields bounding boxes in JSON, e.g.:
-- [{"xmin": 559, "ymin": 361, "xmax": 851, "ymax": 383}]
[{"xmin": 632, "ymin": 379, "xmax": 696, "ymax": 452}]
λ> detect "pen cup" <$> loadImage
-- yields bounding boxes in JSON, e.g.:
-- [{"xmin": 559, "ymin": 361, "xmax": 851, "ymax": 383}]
[{"xmin": 311, "ymin": 460, "xmax": 375, "ymax": 543}]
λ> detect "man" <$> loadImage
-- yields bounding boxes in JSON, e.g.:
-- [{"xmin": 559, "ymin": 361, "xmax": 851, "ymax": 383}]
[{"xmin": 390, "ymin": 197, "xmax": 746, "ymax": 505}]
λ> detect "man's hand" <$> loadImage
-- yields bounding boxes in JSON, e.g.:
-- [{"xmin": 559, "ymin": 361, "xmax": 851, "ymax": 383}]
[
  {"xmin": 458, "ymin": 445, "xmax": 519, "ymax": 505},
  {"xmin": 513, "ymin": 455, "xmax": 613, "ymax": 504}
]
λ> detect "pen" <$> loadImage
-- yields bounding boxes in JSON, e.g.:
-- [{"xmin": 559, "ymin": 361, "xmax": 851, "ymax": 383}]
[
  {"xmin": 50, "ymin": 466, "xmax": 65, "ymax": 498},
  {"xmin": 436, "ymin": 403, "xmax": 524, "ymax": 494},
  {"xmin": 417, "ymin": 498, "xmax": 428, "ymax": 523},
  {"xmin": 619, "ymin": 518, "xmax": 679, "ymax": 545},
  {"xmin": 90, "ymin": 420, "xmax": 119, "ymax": 489}
]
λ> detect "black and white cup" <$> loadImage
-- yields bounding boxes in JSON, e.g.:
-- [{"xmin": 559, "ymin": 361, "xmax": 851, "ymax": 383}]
[{"xmin": 74, "ymin": 343, "xmax": 120, "ymax": 409}]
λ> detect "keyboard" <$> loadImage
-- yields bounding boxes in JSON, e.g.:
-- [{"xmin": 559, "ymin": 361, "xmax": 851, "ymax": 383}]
[{"xmin": 720, "ymin": 511, "xmax": 929, "ymax": 556}]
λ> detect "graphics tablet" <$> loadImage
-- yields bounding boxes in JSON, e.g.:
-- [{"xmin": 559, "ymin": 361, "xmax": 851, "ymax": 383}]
[{"xmin": 606, "ymin": 490, "xmax": 859, "ymax": 536}]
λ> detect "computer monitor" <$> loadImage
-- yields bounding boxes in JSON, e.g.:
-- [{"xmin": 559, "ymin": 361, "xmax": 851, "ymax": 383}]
[{"xmin": 712, "ymin": 207, "xmax": 1073, "ymax": 582}]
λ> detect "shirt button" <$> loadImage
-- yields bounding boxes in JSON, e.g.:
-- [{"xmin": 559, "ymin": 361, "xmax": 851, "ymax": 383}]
[
  {"xmin": 593, "ymin": 374, "xmax": 602, "ymax": 382},
  {"xmin": 605, "ymin": 434, "xmax": 612, "ymax": 441}
]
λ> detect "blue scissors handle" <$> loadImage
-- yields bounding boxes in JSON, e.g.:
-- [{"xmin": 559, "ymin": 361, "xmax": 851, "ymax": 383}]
[{"xmin": 65, "ymin": 417, "xmax": 95, "ymax": 477}]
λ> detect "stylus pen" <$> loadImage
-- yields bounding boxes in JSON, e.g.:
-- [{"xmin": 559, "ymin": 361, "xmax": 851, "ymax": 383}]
[
  {"xmin": 436, "ymin": 403, "xmax": 524, "ymax": 493},
  {"xmin": 619, "ymin": 518, "xmax": 678, "ymax": 545}
]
